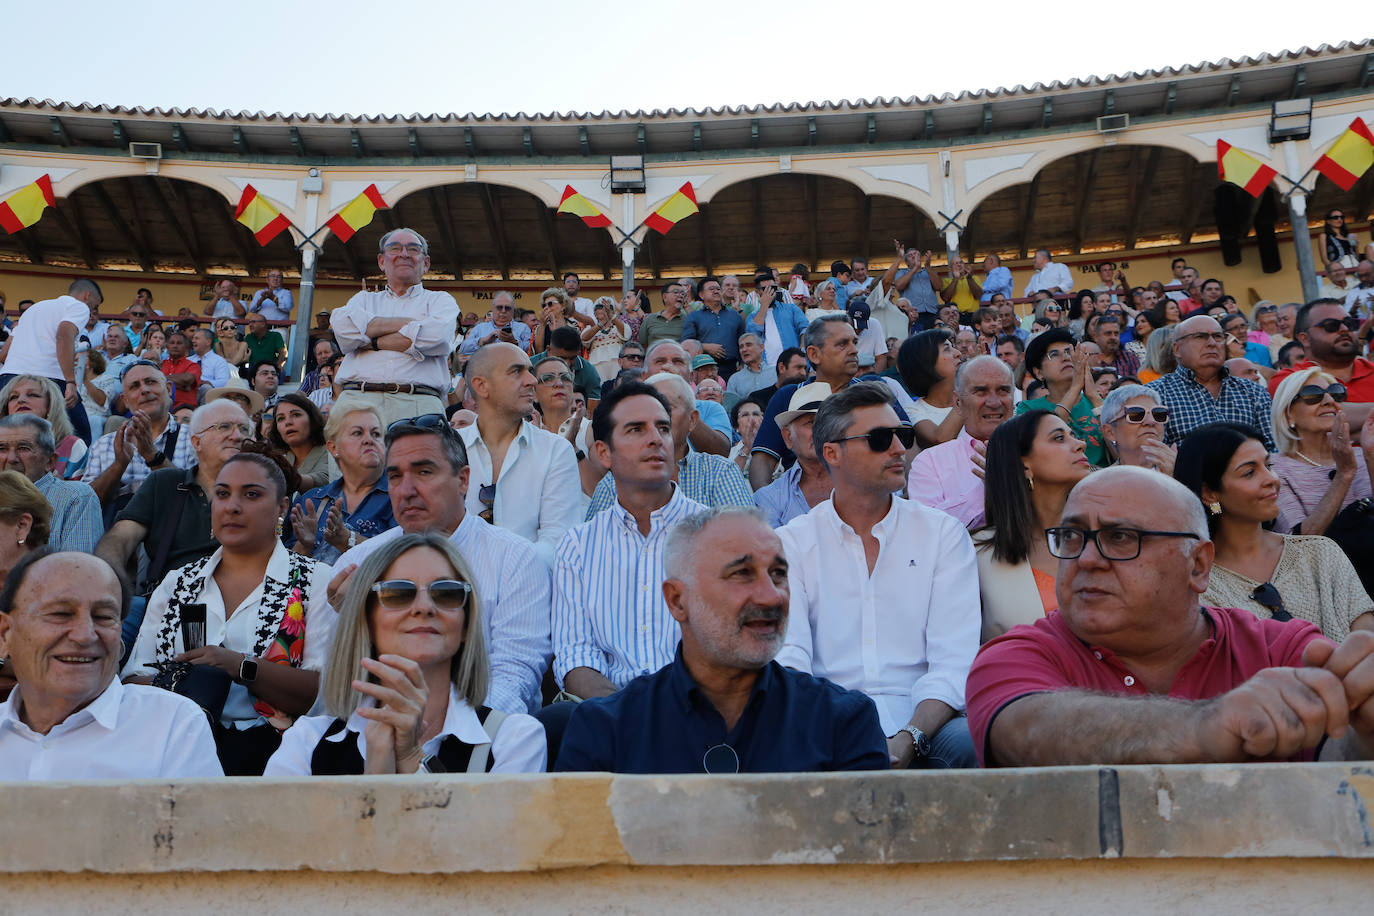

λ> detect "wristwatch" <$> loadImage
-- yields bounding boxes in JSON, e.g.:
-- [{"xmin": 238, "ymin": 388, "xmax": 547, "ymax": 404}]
[
  {"xmin": 418, "ymin": 754, "xmax": 447, "ymax": 774},
  {"xmin": 900, "ymin": 726, "xmax": 932, "ymax": 760},
  {"xmin": 368, "ymin": 336, "xmax": 380, "ymax": 351},
  {"xmin": 238, "ymin": 655, "xmax": 259, "ymax": 683},
  {"xmin": 145, "ymin": 450, "xmax": 167, "ymax": 467}
]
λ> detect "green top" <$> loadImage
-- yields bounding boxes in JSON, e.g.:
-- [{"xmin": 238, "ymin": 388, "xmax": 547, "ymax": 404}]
[
  {"xmin": 245, "ymin": 330, "xmax": 286, "ymax": 368},
  {"xmin": 1015, "ymin": 394, "xmax": 1107, "ymax": 467},
  {"xmin": 638, "ymin": 312, "xmax": 685, "ymax": 350}
]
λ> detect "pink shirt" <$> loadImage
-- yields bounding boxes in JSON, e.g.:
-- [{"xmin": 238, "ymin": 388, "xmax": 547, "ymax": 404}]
[{"xmin": 907, "ymin": 428, "xmax": 984, "ymax": 528}]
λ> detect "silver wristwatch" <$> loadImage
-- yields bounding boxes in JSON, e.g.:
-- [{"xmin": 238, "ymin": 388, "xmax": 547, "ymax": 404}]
[{"xmin": 901, "ymin": 725, "xmax": 932, "ymax": 760}]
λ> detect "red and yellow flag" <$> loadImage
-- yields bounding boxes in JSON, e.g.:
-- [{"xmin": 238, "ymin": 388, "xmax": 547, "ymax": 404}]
[
  {"xmin": 556, "ymin": 185, "xmax": 611, "ymax": 228},
  {"xmin": 1313, "ymin": 118, "xmax": 1374, "ymax": 191},
  {"xmin": 326, "ymin": 184, "xmax": 388, "ymax": 243},
  {"xmin": 644, "ymin": 182, "xmax": 699, "ymax": 234},
  {"xmin": 234, "ymin": 184, "xmax": 291, "ymax": 246},
  {"xmin": 1216, "ymin": 141, "xmax": 1277, "ymax": 198},
  {"xmin": 0, "ymin": 174, "xmax": 55, "ymax": 234}
]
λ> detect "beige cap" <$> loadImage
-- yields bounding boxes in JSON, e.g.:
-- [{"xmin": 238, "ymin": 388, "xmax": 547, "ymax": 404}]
[{"xmin": 774, "ymin": 380, "xmax": 835, "ymax": 429}]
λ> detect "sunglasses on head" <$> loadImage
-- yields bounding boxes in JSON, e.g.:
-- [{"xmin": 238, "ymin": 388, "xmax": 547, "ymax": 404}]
[
  {"xmin": 832, "ymin": 425, "xmax": 916, "ymax": 452},
  {"xmin": 370, "ymin": 578, "xmax": 472, "ymax": 610},
  {"xmin": 1311, "ymin": 316, "xmax": 1360, "ymax": 334},
  {"xmin": 384, "ymin": 413, "xmax": 453, "ymax": 441},
  {"xmin": 1120, "ymin": 406, "xmax": 1169, "ymax": 424},
  {"xmin": 1292, "ymin": 383, "xmax": 1347, "ymax": 405}
]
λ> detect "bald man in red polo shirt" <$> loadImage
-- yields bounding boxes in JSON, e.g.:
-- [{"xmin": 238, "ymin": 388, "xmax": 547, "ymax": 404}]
[
  {"xmin": 1268, "ymin": 299, "xmax": 1374, "ymax": 434},
  {"xmin": 967, "ymin": 467, "xmax": 1374, "ymax": 767}
]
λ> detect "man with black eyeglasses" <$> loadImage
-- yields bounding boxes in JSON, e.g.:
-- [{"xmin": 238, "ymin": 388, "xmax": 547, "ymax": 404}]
[
  {"xmin": 968, "ymin": 466, "xmax": 1374, "ymax": 766},
  {"xmin": 1147, "ymin": 314, "xmax": 1274, "ymax": 450},
  {"xmin": 1269, "ymin": 300, "xmax": 1374, "ymax": 436},
  {"xmin": 330, "ymin": 228, "xmax": 460, "ymax": 427},
  {"xmin": 776, "ymin": 382, "xmax": 981, "ymax": 769}
]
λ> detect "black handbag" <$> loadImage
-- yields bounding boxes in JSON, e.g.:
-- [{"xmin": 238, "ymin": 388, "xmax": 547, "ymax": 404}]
[
  {"xmin": 1325, "ymin": 497, "xmax": 1374, "ymax": 597},
  {"xmin": 149, "ymin": 661, "xmax": 231, "ymax": 723}
]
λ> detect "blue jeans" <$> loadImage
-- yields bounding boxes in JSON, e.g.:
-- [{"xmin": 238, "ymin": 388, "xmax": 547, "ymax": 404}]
[
  {"xmin": 911, "ymin": 715, "xmax": 977, "ymax": 769},
  {"xmin": 120, "ymin": 596, "xmax": 148, "ymax": 667}
]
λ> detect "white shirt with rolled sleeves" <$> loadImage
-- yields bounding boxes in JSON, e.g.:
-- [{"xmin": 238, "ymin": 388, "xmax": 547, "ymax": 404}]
[
  {"xmin": 1023, "ymin": 261, "xmax": 1075, "ymax": 298},
  {"xmin": 458, "ymin": 420, "xmax": 583, "ymax": 570},
  {"xmin": 2, "ymin": 294, "xmax": 89, "ymax": 379},
  {"xmin": 331, "ymin": 283, "xmax": 460, "ymax": 391},
  {"xmin": 332, "ymin": 514, "xmax": 553, "ymax": 715},
  {"xmin": 774, "ymin": 495, "xmax": 981, "ymax": 736},
  {"xmin": 0, "ymin": 678, "xmax": 223, "ymax": 779}
]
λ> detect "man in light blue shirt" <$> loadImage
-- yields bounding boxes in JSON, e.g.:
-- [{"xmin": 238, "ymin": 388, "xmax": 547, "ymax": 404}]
[
  {"xmin": 248, "ymin": 269, "xmax": 294, "ymax": 322},
  {"xmin": 978, "ymin": 253, "xmax": 1014, "ymax": 302},
  {"xmin": 0, "ymin": 415, "xmax": 102, "ymax": 553},
  {"xmin": 188, "ymin": 328, "xmax": 233, "ymax": 392},
  {"xmin": 894, "ymin": 248, "xmax": 941, "ymax": 330},
  {"xmin": 458, "ymin": 291, "xmax": 531, "ymax": 356},
  {"xmin": 753, "ymin": 382, "xmax": 832, "ymax": 528}
]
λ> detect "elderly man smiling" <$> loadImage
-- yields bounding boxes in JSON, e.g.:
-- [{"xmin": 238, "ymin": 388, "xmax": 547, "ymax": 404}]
[
  {"xmin": 555, "ymin": 507, "xmax": 888, "ymax": 773},
  {"xmin": 0, "ymin": 549, "xmax": 222, "ymax": 778}
]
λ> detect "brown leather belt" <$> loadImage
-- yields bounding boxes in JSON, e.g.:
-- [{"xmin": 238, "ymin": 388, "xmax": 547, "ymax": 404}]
[{"xmin": 340, "ymin": 381, "xmax": 443, "ymax": 399}]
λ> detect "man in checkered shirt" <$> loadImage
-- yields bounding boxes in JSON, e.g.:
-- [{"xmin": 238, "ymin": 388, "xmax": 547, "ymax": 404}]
[{"xmin": 82, "ymin": 361, "xmax": 196, "ymax": 507}]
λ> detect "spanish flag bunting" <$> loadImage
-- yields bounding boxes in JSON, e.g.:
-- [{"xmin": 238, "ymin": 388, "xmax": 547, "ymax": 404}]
[
  {"xmin": 1313, "ymin": 118, "xmax": 1374, "ymax": 191},
  {"xmin": 1216, "ymin": 141, "xmax": 1277, "ymax": 198},
  {"xmin": 234, "ymin": 184, "xmax": 291, "ymax": 246},
  {"xmin": 644, "ymin": 182, "xmax": 699, "ymax": 234},
  {"xmin": 326, "ymin": 184, "xmax": 388, "ymax": 243},
  {"xmin": 0, "ymin": 174, "xmax": 55, "ymax": 235},
  {"xmin": 556, "ymin": 185, "xmax": 612, "ymax": 228}
]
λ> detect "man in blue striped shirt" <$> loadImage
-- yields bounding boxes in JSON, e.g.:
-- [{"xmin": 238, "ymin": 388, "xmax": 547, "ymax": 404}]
[
  {"xmin": 553, "ymin": 382, "xmax": 707, "ymax": 702},
  {"xmin": 0, "ymin": 415, "xmax": 102, "ymax": 553}
]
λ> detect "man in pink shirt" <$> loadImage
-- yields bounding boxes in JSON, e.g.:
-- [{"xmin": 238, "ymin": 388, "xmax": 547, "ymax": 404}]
[
  {"xmin": 967, "ymin": 467, "xmax": 1374, "ymax": 767},
  {"xmin": 907, "ymin": 355, "xmax": 1013, "ymax": 527}
]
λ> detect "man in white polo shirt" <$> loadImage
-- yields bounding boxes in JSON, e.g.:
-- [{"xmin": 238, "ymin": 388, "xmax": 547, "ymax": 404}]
[{"xmin": 0, "ymin": 277, "xmax": 103, "ymax": 444}]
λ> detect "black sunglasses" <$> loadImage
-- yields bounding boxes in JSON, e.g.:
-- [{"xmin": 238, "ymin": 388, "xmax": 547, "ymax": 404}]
[
  {"xmin": 832, "ymin": 425, "xmax": 917, "ymax": 452},
  {"xmin": 119, "ymin": 359, "xmax": 162, "ymax": 381},
  {"xmin": 384, "ymin": 413, "xmax": 453, "ymax": 442},
  {"xmin": 1293, "ymin": 383, "xmax": 1347, "ymax": 405},
  {"xmin": 1311, "ymin": 317, "xmax": 1360, "ymax": 334},
  {"xmin": 1250, "ymin": 582, "xmax": 1292, "ymax": 622},
  {"xmin": 477, "ymin": 483, "xmax": 495, "ymax": 524}
]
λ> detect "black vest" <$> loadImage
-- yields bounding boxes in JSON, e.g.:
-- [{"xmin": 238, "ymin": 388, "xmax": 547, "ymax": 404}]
[{"xmin": 309, "ymin": 706, "xmax": 498, "ymax": 774}]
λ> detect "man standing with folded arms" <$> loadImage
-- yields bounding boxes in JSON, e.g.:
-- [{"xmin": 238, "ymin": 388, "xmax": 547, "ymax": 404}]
[{"xmin": 330, "ymin": 228, "xmax": 460, "ymax": 427}]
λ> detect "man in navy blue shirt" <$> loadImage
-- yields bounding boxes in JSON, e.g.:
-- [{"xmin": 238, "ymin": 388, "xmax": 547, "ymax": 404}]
[
  {"xmin": 681, "ymin": 276, "xmax": 746, "ymax": 379},
  {"xmin": 555, "ymin": 506, "xmax": 888, "ymax": 774}
]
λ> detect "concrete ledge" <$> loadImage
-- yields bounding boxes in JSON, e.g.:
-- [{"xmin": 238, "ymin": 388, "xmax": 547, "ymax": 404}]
[{"xmin": 2, "ymin": 764, "xmax": 1372, "ymax": 875}]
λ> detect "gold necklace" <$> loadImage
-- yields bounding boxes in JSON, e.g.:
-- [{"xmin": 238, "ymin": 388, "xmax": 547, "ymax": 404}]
[{"xmin": 1293, "ymin": 450, "xmax": 1330, "ymax": 468}]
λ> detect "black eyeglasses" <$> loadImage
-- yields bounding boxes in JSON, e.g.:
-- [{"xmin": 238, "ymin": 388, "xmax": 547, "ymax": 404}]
[
  {"xmin": 1293, "ymin": 383, "xmax": 1347, "ymax": 405},
  {"xmin": 370, "ymin": 578, "xmax": 471, "ymax": 610},
  {"xmin": 832, "ymin": 425, "xmax": 916, "ymax": 452},
  {"xmin": 384, "ymin": 413, "xmax": 453, "ymax": 442},
  {"xmin": 1119, "ymin": 406, "xmax": 1170, "ymax": 424},
  {"xmin": 1311, "ymin": 317, "xmax": 1360, "ymax": 334},
  {"xmin": 1045, "ymin": 526, "xmax": 1201, "ymax": 561},
  {"xmin": 477, "ymin": 483, "xmax": 495, "ymax": 524},
  {"xmin": 1249, "ymin": 582, "xmax": 1292, "ymax": 622}
]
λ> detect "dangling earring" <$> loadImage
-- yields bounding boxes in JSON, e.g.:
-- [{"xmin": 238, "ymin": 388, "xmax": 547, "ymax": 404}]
[
  {"xmin": 1208, "ymin": 501, "xmax": 1222, "ymax": 516},
  {"xmin": 275, "ymin": 517, "xmax": 284, "ymax": 538},
  {"xmin": 1027, "ymin": 476, "xmax": 1035, "ymax": 491}
]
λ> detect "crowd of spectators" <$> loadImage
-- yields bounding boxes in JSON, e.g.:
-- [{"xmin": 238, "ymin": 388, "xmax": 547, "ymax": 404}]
[{"xmin": 2, "ymin": 221, "xmax": 1374, "ymax": 783}]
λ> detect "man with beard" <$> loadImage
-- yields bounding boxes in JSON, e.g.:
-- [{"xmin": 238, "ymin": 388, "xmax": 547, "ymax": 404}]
[{"xmin": 555, "ymin": 506, "xmax": 888, "ymax": 773}]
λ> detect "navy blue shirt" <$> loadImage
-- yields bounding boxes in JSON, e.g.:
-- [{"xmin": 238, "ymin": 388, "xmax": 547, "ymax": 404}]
[
  {"xmin": 285, "ymin": 475, "xmax": 394, "ymax": 565},
  {"xmin": 555, "ymin": 645, "xmax": 889, "ymax": 774},
  {"xmin": 681, "ymin": 305, "xmax": 747, "ymax": 362}
]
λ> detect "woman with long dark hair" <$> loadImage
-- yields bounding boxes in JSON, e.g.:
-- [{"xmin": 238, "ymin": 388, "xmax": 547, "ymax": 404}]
[
  {"xmin": 267, "ymin": 392, "xmax": 336, "ymax": 492},
  {"xmin": 1174, "ymin": 422, "xmax": 1373, "ymax": 640},
  {"xmin": 896, "ymin": 328, "xmax": 963, "ymax": 449},
  {"xmin": 1323, "ymin": 208, "xmax": 1361, "ymax": 269},
  {"xmin": 973, "ymin": 410, "xmax": 1091, "ymax": 640}
]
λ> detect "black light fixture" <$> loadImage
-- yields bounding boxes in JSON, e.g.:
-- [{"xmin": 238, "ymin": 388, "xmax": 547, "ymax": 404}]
[
  {"xmin": 609, "ymin": 155, "xmax": 645, "ymax": 194},
  {"xmin": 1268, "ymin": 98, "xmax": 1312, "ymax": 143}
]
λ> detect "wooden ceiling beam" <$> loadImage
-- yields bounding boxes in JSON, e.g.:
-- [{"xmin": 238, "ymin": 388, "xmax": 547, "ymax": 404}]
[
  {"xmin": 426, "ymin": 188, "xmax": 464, "ymax": 280},
  {"xmin": 90, "ymin": 184, "xmax": 153, "ymax": 272},
  {"xmin": 1125, "ymin": 147, "xmax": 1164, "ymax": 250},
  {"xmin": 1018, "ymin": 172, "xmax": 1042, "ymax": 259},
  {"xmin": 50, "ymin": 201, "xmax": 99, "ymax": 269},
  {"xmin": 534, "ymin": 196, "xmax": 562, "ymax": 280},
  {"xmin": 144, "ymin": 177, "xmax": 206, "ymax": 275},
  {"xmin": 1072, "ymin": 150, "xmax": 1102, "ymax": 253},
  {"xmin": 479, "ymin": 186, "xmax": 511, "ymax": 281},
  {"xmin": 806, "ymin": 175, "xmax": 820, "ymax": 273}
]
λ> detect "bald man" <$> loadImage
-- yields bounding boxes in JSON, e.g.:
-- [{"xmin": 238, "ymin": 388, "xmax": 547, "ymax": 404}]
[
  {"xmin": 458, "ymin": 342, "xmax": 581, "ymax": 568},
  {"xmin": 967, "ymin": 467, "xmax": 1374, "ymax": 766},
  {"xmin": 1146, "ymin": 315, "xmax": 1274, "ymax": 449}
]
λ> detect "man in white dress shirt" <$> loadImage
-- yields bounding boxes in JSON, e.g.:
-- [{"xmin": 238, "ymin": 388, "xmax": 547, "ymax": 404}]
[
  {"xmin": 776, "ymin": 381, "xmax": 981, "ymax": 768},
  {"xmin": 330, "ymin": 228, "xmax": 461, "ymax": 427},
  {"xmin": 188, "ymin": 327, "xmax": 233, "ymax": 394},
  {"xmin": 1023, "ymin": 248, "xmax": 1074, "ymax": 299},
  {"xmin": 0, "ymin": 550, "xmax": 222, "ymax": 779},
  {"xmin": 460, "ymin": 342, "xmax": 582, "ymax": 569},
  {"xmin": 330, "ymin": 417, "xmax": 551, "ymax": 714}
]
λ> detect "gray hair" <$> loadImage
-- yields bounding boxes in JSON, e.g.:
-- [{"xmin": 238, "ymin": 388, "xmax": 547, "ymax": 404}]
[
  {"xmin": 383, "ymin": 418, "xmax": 469, "ymax": 475},
  {"xmin": 618, "ymin": 341, "xmax": 644, "ymax": 357},
  {"xmin": 0, "ymin": 413, "xmax": 56, "ymax": 455},
  {"xmin": 1144, "ymin": 325, "xmax": 1176, "ymax": 375},
  {"xmin": 953, "ymin": 354, "xmax": 1012, "ymax": 395},
  {"xmin": 492, "ymin": 290, "xmax": 515, "ymax": 307},
  {"xmin": 189, "ymin": 399, "xmax": 249, "ymax": 436},
  {"xmin": 645, "ymin": 371, "xmax": 696, "ymax": 410},
  {"xmin": 1100, "ymin": 384, "xmax": 1162, "ymax": 425},
  {"xmin": 805, "ymin": 314, "xmax": 850, "ymax": 349},
  {"xmin": 378, "ymin": 227, "xmax": 430, "ymax": 256},
  {"xmin": 737, "ymin": 332, "xmax": 762, "ymax": 348},
  {"xmin": 645, "ymin": 339, "xmax": 688, "ymax": 365},
  {"xmin": 323, "ymin": 532, "xmax": 488, "ymax": 719},
  {"xmin": 811, "ymin": 381, "xmax": 896, "ymax": 473},
  {"xmin": 1073, "ymin": 466, "xmax": 1209, "ymax": 544},
  {"xmin": 664, "ymin": 506, "xmax": 768, "ymax": 587}
]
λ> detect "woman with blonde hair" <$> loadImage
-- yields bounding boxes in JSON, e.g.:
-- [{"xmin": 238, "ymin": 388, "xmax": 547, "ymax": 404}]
[
  {"xmin": 263, "ymin": 532, "xmax": 545, "ymax": 774},
  {"xmin": 581, "ymin": 296, "xmax": 629, "ymax": 382},
  {"xmin": 1137, "ymin": 324, "xmax": 1176, "ymax": 384},
  {"xmin": 0, "ymin": 375, "xmax": 87, "ymax": 478},
  {"xmin": 532, "ymin": 287, "xmax": 592, "ymax": 353},
  {"xmin": 0, "ymin": 470, "xmax": 52, "ymax": 699}
]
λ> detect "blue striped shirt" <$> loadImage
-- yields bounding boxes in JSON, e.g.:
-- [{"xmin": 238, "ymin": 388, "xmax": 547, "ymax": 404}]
[
  {"xmin": 34, "ymin": 472, "xmax": 102, "ymax": 553},
  {"xmin": 585, "ymin": 450, "xmax": 753, "ymax": 519},
  {"xmin": 553, "ymin": 486, "xmax": 707, "ymax": 689}
]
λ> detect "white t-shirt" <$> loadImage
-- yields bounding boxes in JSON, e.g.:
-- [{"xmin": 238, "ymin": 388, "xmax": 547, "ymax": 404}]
[
  {"xmin": 856, "ymin": 326, "xmax": 886, "ymax": 368},
  {"xmin": 3, "ymin": 295, "xmax": 90, "ymax": 379}
]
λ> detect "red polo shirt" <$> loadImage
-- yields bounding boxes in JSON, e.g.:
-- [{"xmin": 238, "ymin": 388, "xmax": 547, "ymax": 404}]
[
  {"xmin": 966, "ymin": 607, "xmax": 1325, "ymax": 766},
  {"xmin": 1268, "ymin": 357, "xmax": 1374, "ymax": 401},
  {"xmin": 161, "ymin": 357, "xmax": 202, "ymax": 410}
]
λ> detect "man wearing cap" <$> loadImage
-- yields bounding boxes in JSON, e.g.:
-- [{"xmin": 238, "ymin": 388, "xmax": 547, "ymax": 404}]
[
  {"xmin": 681, "ymin": 277, "xmax": 745, "ymax": 380},
  {"xmin": 849, "ymin": 297, "xmax": 889, "ymax": 374},
  {"xmin": 204, "ymin": 378, "xmax": 266, "ymax": 421},
  {"xmin": 753, "ymin": 382, "xmax": 833, "ymax": 528},
  {"xmin": 330, "ymin": 228, "xmax": 460, "ymax": 427}
]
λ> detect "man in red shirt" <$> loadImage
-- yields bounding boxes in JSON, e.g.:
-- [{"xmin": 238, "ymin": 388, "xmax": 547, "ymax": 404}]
[
  {"xmin": 967, "ymin": 466, "xmax": 1374, "ymax": 767},
  {"xmin": 160, "ymin": 329, "xmax": 202, "ymax": 412},
  {"xmin": 1268, "ymin": 299, "xmax": 1374, "ymax": 434}
]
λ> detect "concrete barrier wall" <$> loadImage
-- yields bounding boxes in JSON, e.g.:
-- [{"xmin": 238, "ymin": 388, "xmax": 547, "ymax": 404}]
[{"xmin": 2, "ymin": 764, "xmax": 1372, "ymax": 913}]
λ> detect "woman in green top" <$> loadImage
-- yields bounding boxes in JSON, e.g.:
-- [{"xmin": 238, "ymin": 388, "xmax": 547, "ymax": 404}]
[{"xmin": 1016, "ymin": 327, "xmax": 1107, "ymax": 466}]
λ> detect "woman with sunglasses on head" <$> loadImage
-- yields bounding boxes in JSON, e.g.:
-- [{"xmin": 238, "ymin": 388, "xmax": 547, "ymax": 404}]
[
  {"xmin": 1099, "ymin": 385, "xmax": 1176, "ymax": 475},
  {"xmin": 123, "ymin": 452, "xmax": 335, "ymax": 775},
  {"xmin": 264, "ymin": 532, "xmax": 545, "ymax": 775},
  {"xmin": 1270, "ymin": 368, "xmax": 1374, "ymax": 538},
  {"xmin": 973, "ymin": 410, "xmax": 1091, "ymax": 640},
  {"xmin": 1174, "ymin": 422, "xmax": 1374, "ymax": 641}
]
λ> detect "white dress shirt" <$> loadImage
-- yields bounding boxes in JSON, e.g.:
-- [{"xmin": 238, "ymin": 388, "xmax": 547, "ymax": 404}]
[
  {"xmin": 331, "ymin": 283, "xmax": 460, "ymax": 390},
  {"xmin": 1023, "ymin": 261, "xmax": 1075, "ymax": 297},
  {"xmin": 552, "ymin": 486, "xmax": 707, "ymax": 689},
  {"xmin": 263, "ymin": 684, "xmax": 546, "ymax": 775},
  {"xmin": 775, "ymin": 495, "xmax": 981, "ymax": 735},
  {"xmin": 3, "ymin": 295, "xmax": 90, "ymax": 379},
  {"xmin": 333, "ymin": 513, "xmax": 553, "ymax": 715},
  {"xmin": 459, "ymin": 420, "xmax": 583, "ymax": 569},
  {"xmin": 0, "ymin": 678, "xmax": 223, "ymax": 779},
  {"xmin": 190, "ymin": 349, "xmax": 233, "ymax": 389},
  {"xmin": 124, "ymin": 543, "xmax": 335, "ymax": 726}
]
